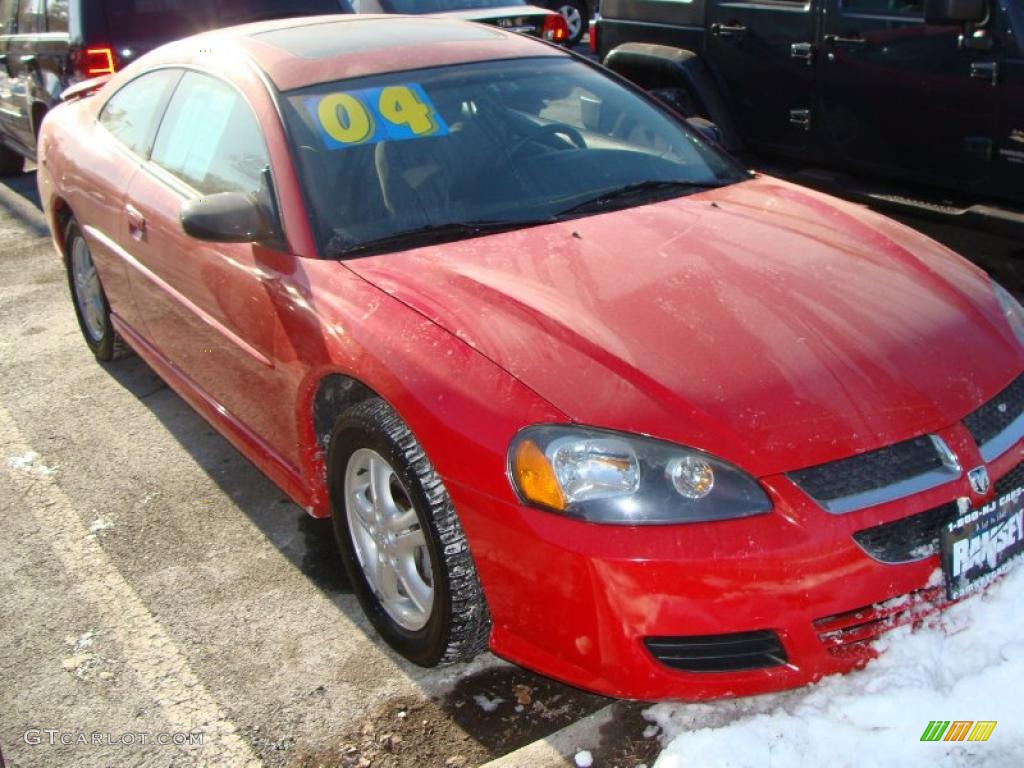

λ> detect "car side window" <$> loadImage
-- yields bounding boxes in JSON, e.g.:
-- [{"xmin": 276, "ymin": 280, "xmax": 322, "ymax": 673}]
[
  {"xmin": 150, "ymin": 72, "xmax": 270, "ymax": 196},
  {"xmin": 843, "ymin": 0, "xmax": 924, "ymax": 14},
  {"xmin": 98, "ymin": 70, "xmax": 182, "ymax": 157},
  {"xmin": 46, "ymin": 0, "xmax": 69, "ymax": 32},
  {"xmin": 17, "ymin": 0, "xmax": 44, "ymax": 34}
]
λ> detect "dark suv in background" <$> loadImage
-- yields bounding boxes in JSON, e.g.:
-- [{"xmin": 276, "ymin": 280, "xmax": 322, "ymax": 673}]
[
  {"xmin": 0, "ymin": 0, "xmax": 353, "ymax": 174},
  {"xmin": 593, "ymin": 0, "xmax": 1023, "ymax": 241}
]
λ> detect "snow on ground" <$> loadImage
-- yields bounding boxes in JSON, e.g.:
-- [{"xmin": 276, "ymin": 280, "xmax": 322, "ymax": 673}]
[{"xmin": 647, "ymin": 563, "xmax": 1024, "ymax": 768}]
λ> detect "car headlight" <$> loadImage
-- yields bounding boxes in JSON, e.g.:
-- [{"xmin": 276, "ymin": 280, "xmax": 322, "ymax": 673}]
[
  {"xmin": 993, "ymin": 280, "xmax": 1024, "ymax": 348},
  {"xmin": 508, "ymin": 425, "xmax": 772, "ymax": 525}
]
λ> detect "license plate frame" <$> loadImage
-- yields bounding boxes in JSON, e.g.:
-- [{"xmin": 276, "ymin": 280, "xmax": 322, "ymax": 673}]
[{"xmin": 941, "ymin": 489, "xmax": 1024, "ymax": 601}]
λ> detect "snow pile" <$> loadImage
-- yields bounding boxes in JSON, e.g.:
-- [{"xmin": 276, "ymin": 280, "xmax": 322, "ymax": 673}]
[
  {"xmin": 648, "ymin": 563, "xmax": 1024, "ymax": 768},
  {"xmin": 6, "ymin": 450, "xmax": 55, "ymax": 476},
  {"xmin": 473, "ymin": 694, "xmax": 505, "ymax": 713}
]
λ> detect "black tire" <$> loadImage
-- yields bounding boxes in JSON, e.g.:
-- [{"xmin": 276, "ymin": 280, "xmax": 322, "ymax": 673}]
[
  {"xmin": 327, "ymin": 398, "xmax": 491, "ymax": 667},
  {"xmin": 554, "ymin": 0, "xmax": 589, "ymax": 46},
  {"xmin": 64, "ymin": 219, "xmax": 130, "ymax": 362},
  {"xmin": 0, "ymin": 142, "xmax": 23, "ymax": 175}
]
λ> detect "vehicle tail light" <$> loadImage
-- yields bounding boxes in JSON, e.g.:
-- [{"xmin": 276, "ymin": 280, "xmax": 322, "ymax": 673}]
[
  {"xmin": 81, "ymin": 46, "xmax": 117, "ymax": 77},
  {"xmin": 588, "ymin": 20, "xmax": 598, "ymax": 54},
  {"xmin": 541, "ymin": 13, "xmax": 569, "ymax": 43}
]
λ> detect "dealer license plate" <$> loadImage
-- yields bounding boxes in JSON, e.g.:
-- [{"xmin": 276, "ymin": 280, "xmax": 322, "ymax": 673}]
[{"xmin": 941, "ymin": 487, "xmax": 1024, "ymax": 601}]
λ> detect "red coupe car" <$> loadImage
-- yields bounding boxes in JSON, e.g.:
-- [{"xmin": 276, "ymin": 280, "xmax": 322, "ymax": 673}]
[{"xmin": 38, "ymin": 14, "xmax": 1024, "ymax": 700}]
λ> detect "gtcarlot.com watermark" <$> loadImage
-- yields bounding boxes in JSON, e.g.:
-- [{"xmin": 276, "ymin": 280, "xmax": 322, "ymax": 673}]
[{"xmin": 22, "ymin": 729, "xmax": 204, "ymax": 747}]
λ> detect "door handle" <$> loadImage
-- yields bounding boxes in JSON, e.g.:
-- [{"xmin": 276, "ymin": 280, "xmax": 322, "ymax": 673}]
[
  {"xmin": 824, "ymin": 34, "xmax": 867, "ymax": 48},
  {"xmin": 970, "ymin": 61, "xmax": 999, "ymax": 86},
  {"xmin": 125, "ymin": 204, "xmax": 146, "ymax": 239},
  {"xmin": 791, "ymin": 42, "xmax": 814, "ymax": 65},
  {"xmin": 711, "ymin": 23, "xmax": 748, "ymax": 39}
]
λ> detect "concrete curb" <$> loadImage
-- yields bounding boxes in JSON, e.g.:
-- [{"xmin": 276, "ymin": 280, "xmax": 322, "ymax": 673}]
[{"xmin": 479, "ymin": 702, "xmax": 621, "ymax": 768}]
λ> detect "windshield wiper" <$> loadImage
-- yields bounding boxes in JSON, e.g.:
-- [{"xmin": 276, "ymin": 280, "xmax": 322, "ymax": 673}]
[
  {"xmin": 331, "ymin": 219, "xmax": 553, "ymax": 258},
  {"xmin": 555, "ymin": 179, "xmax": 726, "ymax": 217}
]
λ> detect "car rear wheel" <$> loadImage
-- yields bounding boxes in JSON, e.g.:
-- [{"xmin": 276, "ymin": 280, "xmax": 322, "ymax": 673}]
[
  {"xmin": 328, "ymin": 398, "xmax": 491, "ymax": 667},
  {"xmin": 65, "ymin": 220, "xmax": 130, "ymax": 361},
  {"xmin": 0, "ymin": 142, "xmax": 23, "ymax": 175},
  {"xmin": 555, "ymin": 1, "xmax": 588, "ymax": 46}
]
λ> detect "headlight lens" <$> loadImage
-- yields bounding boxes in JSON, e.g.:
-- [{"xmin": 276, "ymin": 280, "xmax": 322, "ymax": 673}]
[
  {"xmin": 993, "ymin": 281, "xmax": 1024, "ymax": 348},
  {"xmin": 509, "ymin": 426, "xmax": 772, "ymax": 525}
]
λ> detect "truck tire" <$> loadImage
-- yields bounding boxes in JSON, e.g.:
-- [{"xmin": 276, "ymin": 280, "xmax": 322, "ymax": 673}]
[{"xmin": 0, "ymin": 142, "xmax": 23, "ymax": 175}]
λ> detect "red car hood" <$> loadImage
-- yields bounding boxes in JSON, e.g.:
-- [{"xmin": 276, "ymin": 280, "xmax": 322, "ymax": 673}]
[{"xmin": 346, "ymin": 177, "xmax": 1023, "ymax": 477}]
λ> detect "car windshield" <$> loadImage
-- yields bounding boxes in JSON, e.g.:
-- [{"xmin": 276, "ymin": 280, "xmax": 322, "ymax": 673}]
[
  {"xmin": 382, "ymin": 0, "xmax": 527, "ymax": 11},
  {"xmin": 281, "ymin": 56, "xmax": 747, "ymax": 258}
]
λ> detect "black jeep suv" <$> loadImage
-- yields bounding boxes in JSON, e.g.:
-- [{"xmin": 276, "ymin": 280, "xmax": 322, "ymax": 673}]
[
  {"xmin": 0, "ymin": 0, "xmax": 353, "ymax": 174},
  {"xmin": 595, "ymin": 0, "xmax": 1023, "ymax": 237}
]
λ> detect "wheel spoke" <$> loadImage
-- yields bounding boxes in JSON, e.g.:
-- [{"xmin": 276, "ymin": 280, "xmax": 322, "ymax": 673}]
[
  {"xmin": 397, "ymin": 560, "xmax": 433, "ymax": 616},
  {"xmin": 393, "ymin": 527, "xmax": 425, "ymax": 554},
  {"xmin": 376, "ymin": 555, "xmax": 399, "ymax": 601},
  {"xmin": 388, "ymin": 508, "xmax": 418, "ymax": 535}
]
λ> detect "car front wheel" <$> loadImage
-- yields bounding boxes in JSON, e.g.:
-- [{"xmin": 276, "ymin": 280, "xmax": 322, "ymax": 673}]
[{"xmin": 328, "ymin": 398, "xmax": 491, "ymax": 666}]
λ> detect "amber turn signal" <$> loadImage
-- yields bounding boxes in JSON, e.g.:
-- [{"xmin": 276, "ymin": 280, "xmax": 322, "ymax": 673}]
[{"xmin": 512, "ymin": 439, "xmax": 566, "ymax": 511}]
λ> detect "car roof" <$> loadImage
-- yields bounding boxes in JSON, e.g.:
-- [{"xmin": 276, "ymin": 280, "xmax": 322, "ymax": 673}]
[{"xmin": 146, "ymin": 14, "xmax": 567, "ymax": 92}]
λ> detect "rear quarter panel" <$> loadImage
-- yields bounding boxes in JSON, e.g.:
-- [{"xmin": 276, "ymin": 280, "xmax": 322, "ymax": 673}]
[{"xmin": 37, "ymin": 93, "xmax": 139, "ymax": 318}]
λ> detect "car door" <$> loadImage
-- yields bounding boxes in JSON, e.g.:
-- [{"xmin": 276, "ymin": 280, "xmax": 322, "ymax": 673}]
[
  {"xmin": 0, "ymin": 0, "xmax": 17, "ymax": 144},
  {"xmin": 84, "ymin": 68, "xmax": 182, "ymax": 334},
  {"xmin": 818, "ymin": 0, "xmax": 1000, "ymax": 194},
  {"xmin": 124, "ymin": 70, "xmax": 299, "ymax": 465},
  {"xmin": 2, "ymin": 0, "xmax": 46, "ymax": 152},
  {"xmin": 704, "ymin": 0, "xmax": 819, "ymax": 156}
]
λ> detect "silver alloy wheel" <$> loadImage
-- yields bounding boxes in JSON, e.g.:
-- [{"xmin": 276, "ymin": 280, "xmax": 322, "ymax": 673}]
[
  {"xmin": 557, "ymin": 4, "xmax": 584, "ymax": 40},
  {"xmin": 70, "ymin": 236, "xmax": 106, "ymax": 343},
  {"xmin": 344, "ymin": 448, "xmax": 434, "ymax": 631}
]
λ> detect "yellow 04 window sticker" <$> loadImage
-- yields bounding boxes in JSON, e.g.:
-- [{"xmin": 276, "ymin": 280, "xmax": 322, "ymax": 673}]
[{"xmin": 304, "ymin": 83, "xmax": 449, "ymax": 150}]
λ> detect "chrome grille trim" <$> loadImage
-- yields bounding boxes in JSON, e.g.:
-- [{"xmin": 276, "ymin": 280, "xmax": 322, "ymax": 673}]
[
  {"xmin": 978, "ymin": 410, "xmax": 1024, "ymax": 463},
  {"xmin": 788, "ymin": 435, "xmax": 961, "ymax": 516}
]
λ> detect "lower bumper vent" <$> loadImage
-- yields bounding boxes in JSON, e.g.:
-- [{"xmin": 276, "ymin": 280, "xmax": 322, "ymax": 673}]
[
  {"xmin": 644, "ymin": 630, "xmax": 787, "ymax": 672},
  {"xmin": 814, "ymin": 586, "xmax": 945, "ymax": 661}
]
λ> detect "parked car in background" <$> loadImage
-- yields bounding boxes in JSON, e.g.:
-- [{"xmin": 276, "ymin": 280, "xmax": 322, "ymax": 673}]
[
  {"xmin": 532, "ymin": 0, "xmax": 595, "ymax": 46},
  {"xmin": 350, "ymin": 0, "xmax": 569, "ymax": 43},
  {"xmin": 594, "ymin": 0, "xmax": 1024, "ymax": 242},
  {"xmin": 0, "ymin": 0, "xmax": 353, "ymax": 174},
  {"xmin": 37, "ymin": 14, "xmax": 1024, "ymax": 701}
]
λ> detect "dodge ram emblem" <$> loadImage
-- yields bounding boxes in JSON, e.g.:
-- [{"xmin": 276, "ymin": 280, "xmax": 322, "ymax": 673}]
[{"xmin": 968, "ymin": 466, "xmax": 991, "ymax": 496}]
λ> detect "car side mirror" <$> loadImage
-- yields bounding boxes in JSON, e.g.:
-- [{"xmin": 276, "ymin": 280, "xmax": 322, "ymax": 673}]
[
  {"xmin": 924, "ymin": 0, "xmax": 986, "ymax": 25},
  {"xmin": 687, "ymin": 117, "xmax": 722, "ymax": 146},
  {"xmin": 180, "ymin": 192, "xmax": 273, "ymax": 244}
]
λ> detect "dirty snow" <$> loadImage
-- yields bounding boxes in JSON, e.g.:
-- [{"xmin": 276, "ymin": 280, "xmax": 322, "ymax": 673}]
[
  {"xmin": 6, "ymin": 450, "xmax": 55, "ymax": 476},
  {"xmin": 88, "ymin": 516, "xmax": 115, "ymax": 537},
  {"xmin": 648, "ymin": 563, "xmax": 1024, "ymax": 768},
  {"xmin": 473, "ymin": 694, "xmax": 505, "ymax": 713},
  {"xmin": 574, "ymin": 750, "xmax": 594, "ymax": 767}
]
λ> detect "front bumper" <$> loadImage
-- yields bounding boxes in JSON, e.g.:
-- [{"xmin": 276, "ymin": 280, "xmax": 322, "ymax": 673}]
[{"xmin": 449, "ymin": 426, "xmax": 1023, "ymax": 701}]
